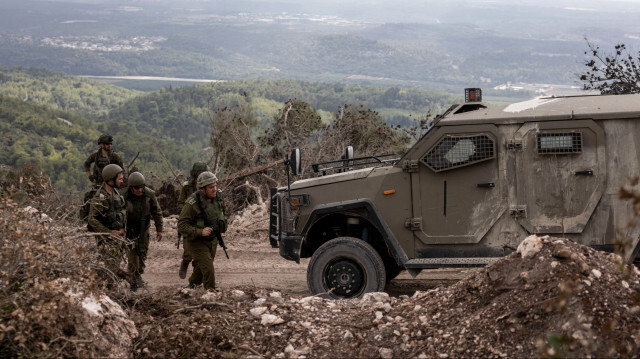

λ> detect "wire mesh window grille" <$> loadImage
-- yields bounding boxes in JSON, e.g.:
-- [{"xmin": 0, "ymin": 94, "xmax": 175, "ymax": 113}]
[
  {"xmin": 423, "ymin": 134, "xmax": 495, "ymax": 171},
  {"xmin": 537, "ymin": 132, "xmax": 582, "ymax": 154}
]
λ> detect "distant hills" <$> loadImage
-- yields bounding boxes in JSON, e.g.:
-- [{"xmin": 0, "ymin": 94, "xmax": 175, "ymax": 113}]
[
  {"xmin": 2, "ymin": 0, "xmax": 638, "ymax": 96},
  {"xmin": 0, "ymin": 67, "xmax": 463, "ymax": 191}
]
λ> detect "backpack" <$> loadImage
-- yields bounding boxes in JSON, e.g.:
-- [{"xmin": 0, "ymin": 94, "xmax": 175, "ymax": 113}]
[{"xmin": 79, "ymin": 184, "xmax": 101, "ymax": 222}]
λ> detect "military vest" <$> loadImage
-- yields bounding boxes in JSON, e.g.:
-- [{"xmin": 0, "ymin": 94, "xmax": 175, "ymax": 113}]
[
  {"xmin": 187, "ymin": 190, "xmax": 227, "ymax": 233},
  {"xmin": 92, "ymin": 150, "xmax": 121, "ymax": 183},
  {"xmin": 89, "ymin": 185, "xmax": 127, "ymax": 232}
]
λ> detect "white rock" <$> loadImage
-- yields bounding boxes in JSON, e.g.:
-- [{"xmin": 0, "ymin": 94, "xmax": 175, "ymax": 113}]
[
  {"xmin": 254, "ymin": 298, "xmax": 267, "ymax": 306},
  {"xmin": 201, "ymin": 292, "xmax": 218, "ymax": 301},
  {"xmin": 517, "ymin": 235, "xmax": 544, "ymax": 258},
  {"xmin": 375, "ymin": 311, "xmax": 384, "ymax": 320},
  {"xmin": 261, "ymin": 314, "xmax": 284, "ymax": 326},
  {"xmin": 250, "ymin": 307, "xmax": 268, "ymax": 316},
  {"xmin": 299, "ymin": 296, "xmax": 322, "ymax": 304},
  {"xmin": 284, "ymin": 344, "xmax": 295, "ymax": 353},
  {"xmin": 382, "ymin": 303, "xmax": 393, "ymax": 312},
  {"xmin": 231, "ymin": 290, "xmax": 246, "ymax": 299},
  {"xmin": 344, "ymin": 330, "xmax": 354, "ymax": 339},
  {"xmin": 362, "ymin": 292, "xmax": 390, "ymax": 303},
  {"xmin": 379, "ymin": 348, "xmax": 393, "ymax": 359},
  {"xmin": 591, "ymin": 269, "xmax": 602, "ymax": 278}
]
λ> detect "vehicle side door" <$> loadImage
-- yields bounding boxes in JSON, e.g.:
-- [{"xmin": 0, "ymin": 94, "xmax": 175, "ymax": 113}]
[
  {"xmin": 412, "ymin": 124, "xmax": 506, "ymax": 246},
  {"xmin": 512, "ymin": 120, "xmax": 606, "ymax": 234}
]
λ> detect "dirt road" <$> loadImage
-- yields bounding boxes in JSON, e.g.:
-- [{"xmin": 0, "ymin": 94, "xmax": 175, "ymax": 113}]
[{"xmin": 143, "ymin": 214, "xmax": 466, "ymax": 296}]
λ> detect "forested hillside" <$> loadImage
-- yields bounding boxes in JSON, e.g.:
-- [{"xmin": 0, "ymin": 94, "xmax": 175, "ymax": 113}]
[
  {"xmin": 0, "ymin": 67, "xmax": 141, "ymax": 118},
  {"xmin": 0, "ymin": 95, "xmax": 100, "ymax": 189},
  {"xmin": 0, "ymin": 68, "xmax": 463, "ymax": 192}
]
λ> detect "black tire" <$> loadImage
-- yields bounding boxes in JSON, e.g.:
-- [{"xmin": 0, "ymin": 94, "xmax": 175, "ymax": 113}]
[{"xmin": 307, "ymin": 237, "xmax": 386, "ymax": 299}]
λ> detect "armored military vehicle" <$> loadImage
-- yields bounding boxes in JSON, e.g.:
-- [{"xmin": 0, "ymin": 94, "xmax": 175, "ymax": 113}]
[{"xmin": 269, "ymin": 89, "xmax": 640, "ymax": 299}]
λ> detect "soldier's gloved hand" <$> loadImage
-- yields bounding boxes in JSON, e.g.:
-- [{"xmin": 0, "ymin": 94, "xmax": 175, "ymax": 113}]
[
  {"xmin": 156, "ymin": 232, "xmax": 162, "ymax": 242},
  {"xmin": 88, "ymin": 174, "xmax": 96, "ymax": 183},
  {"xmin": 110, "ymin": 229, "xmax": 125, "ymax": 237},
  {"xmin": 202, "ymin": 227, "xmax": 213, "ymax": 237}
]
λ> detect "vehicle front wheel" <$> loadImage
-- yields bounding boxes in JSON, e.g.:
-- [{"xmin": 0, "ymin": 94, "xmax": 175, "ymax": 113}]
[{"xmin": 307, "ymin": 237, "xmax": 386, "ymax": 299}]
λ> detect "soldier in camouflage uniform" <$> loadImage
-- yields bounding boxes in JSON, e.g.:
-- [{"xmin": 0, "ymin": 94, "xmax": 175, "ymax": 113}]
[
  {"xmin": 177, "ymin": 162, "xmax": 209, "ymax": 279},
  {"xmin": 80, "ymin": 134, "xmax": 125, "ymax": 221},
  {"xmin": 178, "ymin": 171, "xmax": 228, "ymax": 290},
  {"xmin": 120, "ymin": 172, "xmax": 164, "ymax": 291},
  {"xmin": 88, "ymin": 164, "xmax": 127, "ymax": 276},
  {"xmin": 84, "ymin": 134, "xmax": 124, "ymax": 184}
]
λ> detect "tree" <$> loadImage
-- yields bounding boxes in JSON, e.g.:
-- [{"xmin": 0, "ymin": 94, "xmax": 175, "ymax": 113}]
[
  {"xmin": 325, "ymin": 104, "xmax": 410, "ymax": 157},
  {"xmin": 580, "ymin": 38, "xmax": 640, "ymax": 94},
  {"xmin": 258, "ymin": 99, "xmax": 323, "ymax": 160}
]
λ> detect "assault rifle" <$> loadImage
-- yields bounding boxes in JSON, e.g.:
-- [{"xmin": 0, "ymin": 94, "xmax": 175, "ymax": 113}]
[{"xmin": 196, "ymin": 192, "xmax": 229, "ymax": 259}]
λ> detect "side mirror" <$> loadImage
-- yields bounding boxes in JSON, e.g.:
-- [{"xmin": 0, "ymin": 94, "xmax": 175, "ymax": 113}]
[
  {"xmin": 345, "ymin": 146, "xmax": 354, "ymax": 161},
  {"xmin": 342, "ymin": 146, "xmax": 354, "ymax": 171},
  {"xmin": 290, "ymin": 148, "xmax": 301, "ymax": 176}
]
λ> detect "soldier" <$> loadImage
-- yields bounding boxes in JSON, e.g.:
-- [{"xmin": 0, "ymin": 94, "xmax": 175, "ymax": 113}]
[
  {"xmin": 177, "ymin": 162, "xmax": 210, "ymax": 279},
  {"xmin": 120, "ymin": 171, "xmax": 164, "ymax": 291},
  {"xmin": 80, "ymin": 134, "xmax": 125, "ymax": 221},
  {"xmin": 88, "ymin": 164, "xmax": 127, "ymax": 276},
  {"xmin": 84, "ymin": 133, "xmax": 124, "ymax": 184},
  {"xmin": 178, "ymin": 171, "xmax": 228, "ymax": 290}
]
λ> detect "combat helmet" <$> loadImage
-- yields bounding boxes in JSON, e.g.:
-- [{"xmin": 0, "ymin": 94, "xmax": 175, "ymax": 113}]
[
  {"xmin": 197, "ymin": 171, "xmax": 218, "ymax": 189},
  {"xmin": 102, "ymin": 164, "xmax": 123, "ymax": 183},
  {"xmin": 98, "ymin": 133, "xmax": 113, "ymax": 145},
  {"xmin": 128, "ymin": 172, "xmax": 145, "ymax": 187},
  {"xmin": 190, "ymin": 162, "xmax": 210, "ymax": 180}
]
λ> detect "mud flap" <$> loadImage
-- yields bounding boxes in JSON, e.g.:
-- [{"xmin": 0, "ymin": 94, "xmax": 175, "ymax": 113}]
[{"xmin": 279, "ymin": 235, "xmax": 303, "ymax": 263}]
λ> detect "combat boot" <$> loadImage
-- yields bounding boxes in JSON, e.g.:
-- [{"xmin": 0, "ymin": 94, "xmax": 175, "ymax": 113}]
[{"xmin": 178, "ymin": 259, "xmax": 190, "ymax": 279}]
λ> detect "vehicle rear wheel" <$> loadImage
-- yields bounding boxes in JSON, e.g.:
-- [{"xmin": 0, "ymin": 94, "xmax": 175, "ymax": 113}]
[{"xmin": 307, "ymin": 237, "xmax": 386, "ymax": 299}]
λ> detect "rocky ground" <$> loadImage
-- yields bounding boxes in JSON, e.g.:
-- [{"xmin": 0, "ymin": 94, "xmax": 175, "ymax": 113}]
[
  {"xmin": 127, "ymin": 204, "xmax": 640, "ymax": 358},
  {"xmin": 3, "ymin": 200, "xmax": 640, "ymax": 358}
]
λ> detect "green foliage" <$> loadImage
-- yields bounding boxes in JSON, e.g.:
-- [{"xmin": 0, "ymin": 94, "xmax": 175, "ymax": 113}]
[
  {"xmin": 329, "ymin": 104, "xmax": 410, "ymax": 156},
  {"xmin": 0, "ymin": 95, "xmax": 99, "ymax": 190},
  {"xmin": 0, "ymin": 69, "xmax": 461, "ymax": 194},
  {"xmin": 0, "ymin": 66, "xmax": 141, "ymax": 118},
  {"xmin": 259, "ymin": 99, "xmax": 324, "ymax": 159}
]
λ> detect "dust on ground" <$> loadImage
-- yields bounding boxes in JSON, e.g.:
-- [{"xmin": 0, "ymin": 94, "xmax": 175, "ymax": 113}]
[
  {"xmin": 142, "ymin": 203, "xmax": 462, "ymax": 297},
  {"xmin": 130, "ymin": 204, "xmax": 640, "ymax": 358}
]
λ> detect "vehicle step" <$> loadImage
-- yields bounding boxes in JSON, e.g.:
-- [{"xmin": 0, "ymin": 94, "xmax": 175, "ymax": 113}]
[{"xmin": 404, "ymin": 257, "xmax": 501, "ymax": 268}]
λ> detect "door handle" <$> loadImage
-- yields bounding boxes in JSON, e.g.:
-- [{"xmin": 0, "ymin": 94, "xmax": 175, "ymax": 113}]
[
  {"xmin": 477, "ymin": 182, "xmax": 495, "ymax": 188},
  {"xmin": 575, "ymin": 170, "xmax": 593, "ymax": 176}
]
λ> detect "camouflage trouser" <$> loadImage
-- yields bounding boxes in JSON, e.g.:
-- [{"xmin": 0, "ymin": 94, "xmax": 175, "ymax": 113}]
[
  {"xmin": 188, "ymin": 239, "xmax": 217, "ymax": 290},
  {"xmin": 127, "ymin": 230, "xmax": 150, "ymax": 278},
  {"xmin": 182, "ymin": 236, "xmax": 192, "ymax": 262}
]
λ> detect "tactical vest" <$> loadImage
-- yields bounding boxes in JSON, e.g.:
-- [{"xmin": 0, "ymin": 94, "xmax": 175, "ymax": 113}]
[
  {"xmin": 191, "ymin": 191, "xmax": 227, "ymax": 233},
  {"xmin": 90, "ymin": 185, "xmax": 127, "ymax": 232},
  {"xmin": 92, "ymin": 150, "xmax": 120, "ymax": 183}
]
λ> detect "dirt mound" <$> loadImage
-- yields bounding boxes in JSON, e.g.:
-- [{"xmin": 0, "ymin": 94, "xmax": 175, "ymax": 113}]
[
  {"xmin": 131, "ymin": 235, "xmax": 640, "ymax": 358},
  {"xmin": 3, "ymin": 184, "xmax": 640, "ymax": 358}
]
